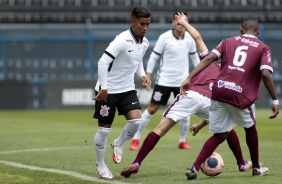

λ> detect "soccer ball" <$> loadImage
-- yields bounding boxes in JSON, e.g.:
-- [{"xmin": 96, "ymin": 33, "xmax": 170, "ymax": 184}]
[{"xmin": 200, "ymin": 152, "xmax": 224, "ymax": 177}]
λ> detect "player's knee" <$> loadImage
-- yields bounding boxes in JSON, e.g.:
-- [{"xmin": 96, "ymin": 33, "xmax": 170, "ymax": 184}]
[
  {"xmin": 147, "ymin": 104, "xmax": 160, "ymax": 114},
  {"xmin": 128, "ymin": 119, "xmax": 142, "ymax": 127},
  {"xmin": 94, "ymin": 127, "xmax": 111, "ymax": 147},
  {"xmin": 215, "ymin": 132, "xmax": 228, "ymax": 139},
  {"xmin": 97, "ymin": 127, "xmax": 111, "ymax": 137}
]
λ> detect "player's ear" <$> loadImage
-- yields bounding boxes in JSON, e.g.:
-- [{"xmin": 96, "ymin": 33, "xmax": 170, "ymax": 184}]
[
  {"xmin": 240, "ymin": 26, "xmax": 244, "ymax": 34},
  {"xmin": 257, "ymin": 28, "xmax": 260, "ymax": 36}
]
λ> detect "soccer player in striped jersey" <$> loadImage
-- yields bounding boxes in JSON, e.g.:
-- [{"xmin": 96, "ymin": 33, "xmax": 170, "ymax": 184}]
[
  {"xmin": 130, "ymin": 11, "xmax": 200, "ymax": 151},
  {"xmin": 92, "ymin": 6, "xmax": 151, "ymax": 180}
]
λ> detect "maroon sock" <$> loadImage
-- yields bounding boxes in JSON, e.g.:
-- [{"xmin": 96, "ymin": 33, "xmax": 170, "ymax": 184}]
[
  {"xmin": 193, "ymin": 134, "xmax": 225, "ymax": 171},
  {"xmin": 244, "ymin": 125, "xmax": 259, "ymax": 168},
  {"xmin": 133, "ymin": 131, "xmax": 160, "ymax": 166},
  {"xmin": 227, "ymin": 129, "xmax": 245, "ymax": 166}
]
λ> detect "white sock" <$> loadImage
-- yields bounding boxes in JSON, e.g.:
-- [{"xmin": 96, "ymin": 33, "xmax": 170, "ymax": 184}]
[
  {"xmin": 115, "ymin": 119, "xmax": 141, "ymax": 146},
  {"xmin": 133, "ymin": 109, "xmax": 153, "ymax": 140},
  {"xmin": 94, "ymin": 127, "xmax": 111, "ymax": 165},
  {"xmin": 179, "ymin": 116, "xmax": 190, "ymax": 142}
]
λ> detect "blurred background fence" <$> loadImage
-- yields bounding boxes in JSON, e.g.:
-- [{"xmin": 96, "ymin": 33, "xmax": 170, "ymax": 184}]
[{"xmin": 0, "ymin": 0, "xmax": 281, "ymax": 109}]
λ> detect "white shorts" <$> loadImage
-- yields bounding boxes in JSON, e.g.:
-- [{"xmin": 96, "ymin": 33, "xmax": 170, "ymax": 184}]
[
  {"xmin": 209, "ymin": 100, "xmax": 256, "ymax": 133},
  {"xmin": 163, "ymin": 90, "xmax": 210, "ymax": 123}
]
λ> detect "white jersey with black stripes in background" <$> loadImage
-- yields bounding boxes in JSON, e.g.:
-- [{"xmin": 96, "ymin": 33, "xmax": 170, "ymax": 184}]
[
  {"xmin": 95, "ymin": 28, "xmax": 149, "ymax": 94},
  {"xmin": 146, "ymin": 30, "xmax": 200, "ymax": 87}
]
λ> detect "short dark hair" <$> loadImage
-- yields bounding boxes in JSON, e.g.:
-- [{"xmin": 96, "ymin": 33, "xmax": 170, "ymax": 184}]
[
  {"xmin": 241, "ymin": 17, "xmax": 259, "ymax": 32},
  {"xmin": 131, "ymin": 6, "xmax": 151, "ymax": 19},
  {"xmin": 174, "ymin": 11, "xmax": 187, "ymax": 16},
  {"xmin": 174, "ymin": 11, "xmax": 188, "ymax": 19}
]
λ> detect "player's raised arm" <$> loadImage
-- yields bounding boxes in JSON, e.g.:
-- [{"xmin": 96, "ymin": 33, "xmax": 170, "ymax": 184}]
[{"xmin": 175, "ymin": 12, "xmax": 207, "ymax": 53}]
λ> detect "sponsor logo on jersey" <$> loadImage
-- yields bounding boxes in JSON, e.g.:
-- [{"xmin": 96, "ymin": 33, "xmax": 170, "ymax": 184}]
[
  {"xmin": 235, "ymin": 36, "xmax": 259, "ymax": 47},
  {"xmin": 234, "ymin": 36, "xmax": 241, "ymax": 41},
  {"xmin": 125, "ymin": 39, "xmax": 133, "ymax": 43},
  {"xmin": 218, "ymin": 80, "xmax": 242, "ymax": 93},
  {"xmin": 240, "ymin": 38, "xmax": 259, "ymax": 47},
  {"xmin": 100, "ymin": 105, "xmax": 110, "ymax": 117},
  {"xmin": 228, "ymin": 65, "xmax": 245, "ymax": 72}
]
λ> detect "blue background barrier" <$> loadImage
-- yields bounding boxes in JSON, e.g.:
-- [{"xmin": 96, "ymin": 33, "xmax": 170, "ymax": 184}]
[{"xmin": 0, "ymin": 23, "xmax": 281, "ymax": 109}]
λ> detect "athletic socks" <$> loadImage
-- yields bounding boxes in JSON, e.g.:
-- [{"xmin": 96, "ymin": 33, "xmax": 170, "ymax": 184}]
[
  {"xmin": 133, "ymin": 131, "xmax": 160, "ymax": 166},
  {"xmin": 133, "ymin": 109, "xmax": 153, "ymax": 140},
  {"xmin": 245, "ymin": 125, "xmax": 259, "ymax": 168},
  {"xmin": 94, "ymin": 127, "xmax": 111, "ymax": 165},
  {"xmin": 227, "ymin": 129, "xmax": 245, "ymax": 166},
  {"xmin": 179, "ymin": 116, "xmax": 190, "ymax": 142},
  {"xmin": 193, "ymin": 134, "xmax": 225, "ymax": 171},
  {"xmin": 115, "ymin": 119, "xmax": 141, "ymax": 146}
]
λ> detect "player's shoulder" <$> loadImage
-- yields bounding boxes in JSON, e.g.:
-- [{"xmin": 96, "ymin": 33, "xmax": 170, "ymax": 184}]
[
  {"xmin": 158, "ymin": 30, "xmax": 173, "ymax": 39},
  {"xmin": 183, "ymin": 32, "xmax": 196, "ymax": 42},
  {"xmin": 184, "ymin": 31, "xmax": 193, "ymax": 38},
  {"xmin": 116, "ymin": 29, "xmax": 130, "ymax": 40},
  {"xmin": 114, "ymin": 29, "xmax": 135, "ymax": 45},
  {"xmin": 142, "ymin": 36, "xmax": 149, "ymax": 45}
]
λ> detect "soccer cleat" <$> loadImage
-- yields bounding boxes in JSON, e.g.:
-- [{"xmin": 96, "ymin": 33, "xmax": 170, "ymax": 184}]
[
  {"xmin": 121, "ymin": 163, "xmax": 140, "ymax": 178},
  {"xmin": 96, "ymin": 164, "xmax": 113, "ymax": 180},
  {"xmin": 111, "ymin": 139, "xmax": 123, "ymax": 164},
  {"xmin": 185, "ymin": 165, "xmax": 198, "ymax": 180},
  {"xmin": 252, "ymin": 167, "xmax": 269, "ymax": 176},
  {"xmin": 239, "ymin": 160, "xmax": 253, "ymax": 172},
  {"xmin": 130, "ymin": 139, "xmax": 139, "ymax": 151},
  {"xmin": 178, "ymin": 141, "xmax": 191, "ymax": 150}
]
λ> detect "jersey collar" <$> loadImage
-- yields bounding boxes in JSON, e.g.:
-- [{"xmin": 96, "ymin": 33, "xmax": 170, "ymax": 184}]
[
  {"xmin": 242, "ymin": 34, "xmax": 258, "ymax": 39},
  {"xmin": 172, "ymin": 29, "xmax": 185, "ymax": 40},
  {"xmin": 130, "ymin": 27, "xmax": 143, "ymax": 43}
]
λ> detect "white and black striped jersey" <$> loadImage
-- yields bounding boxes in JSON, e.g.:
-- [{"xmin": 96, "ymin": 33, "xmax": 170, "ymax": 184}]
[{"xmin": 95, "ymin": 28, "xmax": 149, "ymax": 94}]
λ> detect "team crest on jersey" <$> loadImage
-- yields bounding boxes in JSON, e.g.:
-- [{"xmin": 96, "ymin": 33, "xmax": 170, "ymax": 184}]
[
  {"xmin": 100, "ymin": 105, "xmax": 110, "ymax": 117},
  {"xmin": 153, "ymin": 91, "xmax": 162, "ymax": 101}
]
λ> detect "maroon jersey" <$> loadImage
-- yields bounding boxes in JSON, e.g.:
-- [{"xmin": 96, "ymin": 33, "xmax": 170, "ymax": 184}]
[
  {"xmin": 211, "ymin": 34, "xmax": 273, "ymax": 109},
  {"xmin": 189, "ymin": 50, "xmax": 220, "ymax": 98}
]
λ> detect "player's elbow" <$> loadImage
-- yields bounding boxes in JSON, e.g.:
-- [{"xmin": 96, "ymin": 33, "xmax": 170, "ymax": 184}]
[
  {"xmin": 193, "ymin": 33, "xmax": 201, "ymax": 41},
  {"xmin": 261, "ymin": 69, "xmax": 272, "ymax": 79}
]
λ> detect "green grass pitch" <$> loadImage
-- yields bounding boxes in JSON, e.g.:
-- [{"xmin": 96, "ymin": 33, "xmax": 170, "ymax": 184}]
[{"xmin": 0, "ymin": 109, "xmax": 281, "ymax": 184}]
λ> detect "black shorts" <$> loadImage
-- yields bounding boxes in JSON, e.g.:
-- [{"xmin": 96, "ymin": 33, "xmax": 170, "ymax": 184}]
[
  {"xmin": 93, "ymin": 90, "xmax": 141, "ymax": 124},
  {"xmin": 150, "ymin": 84, "xmax": 179, "ymax": 106}
]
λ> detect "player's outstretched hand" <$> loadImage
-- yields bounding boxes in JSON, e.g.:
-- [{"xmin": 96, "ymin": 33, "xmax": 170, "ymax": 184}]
[
  {"xmin": 269, "ymin": 104, "xmax": 279, "ymax": 119},
  {"xmin": 141, "ymin": 75, "xmax": 151, "ymax": 91}
]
